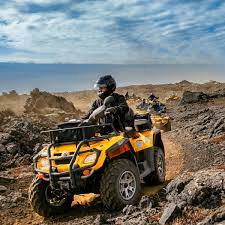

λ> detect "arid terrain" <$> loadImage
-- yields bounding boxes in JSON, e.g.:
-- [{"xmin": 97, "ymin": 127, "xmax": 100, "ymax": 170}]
[
  {"xmin": 1, "ymin": 80, "xmax": 225, "ymax": 113},
  {"xmin": 1, "ymin": 80, "xmax": 225, "ymax": 225}
]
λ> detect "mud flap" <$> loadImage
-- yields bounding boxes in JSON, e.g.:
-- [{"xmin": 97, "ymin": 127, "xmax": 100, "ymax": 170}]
[
  {"xmin": 139, "ymin": 148, "xmax": 155, "ymax": 179},
  {"xmin": 153, "ymin": 131, "xmax": 165, "ymax": 153}
]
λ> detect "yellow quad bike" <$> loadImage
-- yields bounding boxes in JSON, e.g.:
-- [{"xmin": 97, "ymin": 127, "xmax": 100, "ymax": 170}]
[
  {"xmin": 136, "ymin": 103, "xmax": 171, "ymax": 133},
  {"xmin": 146, "ymin": 103, "xmax": 171, "ymax": 133},
  {"xmin": 136, "ymin": 107, "xmax": 149, "ymax": 115},
  {"xmin": 165, "ymin": 94, "xmax": 180, "ymax": 102},
  {"xmin": 127, "ymin": 98, "xmax": 141, "ymax": 105},
  {"xmin": 28, "ymin": 96, "xmax": 166, "ymax": 217},
  {"xmin": 151, "ymin": 113, "xmax": 171, "ymax": 133}
]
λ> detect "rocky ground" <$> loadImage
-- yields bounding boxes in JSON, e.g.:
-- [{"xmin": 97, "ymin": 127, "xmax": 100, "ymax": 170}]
[
  {"xmin": 170, "ymin": 97, "xmax": 225, "ymax": 171},
  {"xmin": 0, "ymin": 89, "xmax": 84, "ymax": 171},
  {"xmin": 0, "ymin": 113, "xmax": 56, "ymax": 171},
  {"xmin": 1, "ymin": 83, "xmax": 225, "ymax": 224}
]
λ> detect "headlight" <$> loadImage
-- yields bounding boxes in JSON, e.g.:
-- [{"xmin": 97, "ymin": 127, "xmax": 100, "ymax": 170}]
[
  {"xmin": 40, "ymin": 158, "xmax": 49, "ymax": 167},
  {"xmin": 83, "ymin": 153, "xmax": 97, "ymax": 164}
]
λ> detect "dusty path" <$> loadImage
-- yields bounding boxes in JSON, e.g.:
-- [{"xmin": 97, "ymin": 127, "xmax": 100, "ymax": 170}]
[
  {"xmin": 142, "ymin": 132, "xmax": 184, "ymax": 196},
  {"xmin": 163, "ymin": 133, "xmax": 184, "ymax": 180}
]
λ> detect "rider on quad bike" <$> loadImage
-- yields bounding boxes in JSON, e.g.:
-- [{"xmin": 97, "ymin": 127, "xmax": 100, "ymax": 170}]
[
  {"xmin": 147, "ymin": 93, "xmax": 166, "ymax": 114},
  {"xmin": 137, "ymin": 99, "xmax": 149, "ymax": 109},
  {"xmin": 82, "ymin": 75, "xmax": 130, "ymax": 131},
  {"xmin": 28, "ymin": 75, "xmax": 166, "ymax": 217},
  {"xmin": 148, "ymin": 93, "xmax": 158, "ymax": 101}
]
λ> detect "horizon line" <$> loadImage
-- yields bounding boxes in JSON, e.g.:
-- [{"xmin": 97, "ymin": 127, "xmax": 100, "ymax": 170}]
[
  {"xmin": 1, "ymin": 79, "xmax": 224, "ymax": 96},
  {"xmin": 0, "ymin": 62, "xmax": 225, "ymax": 66}
]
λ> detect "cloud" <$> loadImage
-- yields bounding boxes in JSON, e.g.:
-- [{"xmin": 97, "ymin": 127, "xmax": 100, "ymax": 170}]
[
  {"xmin": 13, "ymin": 0, "xmax": 70, "ymax": 5},
  {"xmin": 0, "ymin": 0, "xmax": 225, "ymax": 63}
]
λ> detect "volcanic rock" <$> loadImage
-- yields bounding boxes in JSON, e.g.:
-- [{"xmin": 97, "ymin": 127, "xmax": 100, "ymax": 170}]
[
  {"xmin": 180, "ymin": 91, "xmax": 209, "ymax": 105},
  {"xmin": 166, "ymin": 169, "xmax": 225, "ymax": 209},
  {"xmin": 24, "ymin": 88, "xmax": 81, "ymax": 116},
  {"xmin": 159, "ymin": 203, "xmax": 181, "ymax": 225}
]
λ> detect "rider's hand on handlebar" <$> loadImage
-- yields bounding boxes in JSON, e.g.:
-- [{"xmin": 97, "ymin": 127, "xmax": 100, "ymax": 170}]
[
  {"xmin": 104, "ymin": 107, "xmax": 116, "ymax": 115},
  {"xmin": 79, "ymin": 119, "xmax": 90, "ymax": 126}
]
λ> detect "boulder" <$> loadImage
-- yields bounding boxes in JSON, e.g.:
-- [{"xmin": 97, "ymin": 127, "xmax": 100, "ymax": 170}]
[
  {"xmin": 107, "ymin": 197, "xmax": 159, "ymax": 225},
  {"xmin": 0, "ymin": 133, "xmax": 11, "ymax": 144},
  {"xmin": 24, "ymin": 88, "xmax": 81, "ymax": 117},
  {"xmin": 166, "ymin": 169, "xmax": 225, "ymax": 209},
  {"xmin": 6, "ymin": 143, "xmax": 20, "ymax": 155},
  {"xmin": 0, "ymin": 185, "xmax": 7, "ymax": 193},
  {"xmin": 159, "ymin": 203, "xmax": 181, "ymax": 225},
  {"xmin": 139, "ymin": 195, "xmax": 153, "ymax": 209},
  {"xmin": 180, "ymin": 91, "xmax": 209, "ymax": 105}
]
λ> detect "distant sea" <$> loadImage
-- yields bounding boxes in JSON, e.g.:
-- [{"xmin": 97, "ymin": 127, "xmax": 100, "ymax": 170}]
[{"xmin": 0, "ymin": 63, "xmax": 224, "ymax": 94}]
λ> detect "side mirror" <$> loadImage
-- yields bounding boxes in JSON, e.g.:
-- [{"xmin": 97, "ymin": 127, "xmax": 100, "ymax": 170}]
[{"xmin": 103, "ymin": 96, "xmax": 115, "ymax": 107}]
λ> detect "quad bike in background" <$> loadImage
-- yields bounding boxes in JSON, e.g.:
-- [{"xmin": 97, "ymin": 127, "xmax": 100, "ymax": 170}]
[
  {"xmin": 150, "ymin": 113, "xmax": 171, "ymax": 133},
  {"xmin": 147, "ymin": 106, "xmax": 171, "ymax": 133},
  {"xmin": 127, "ymin": 98, "xmax": 142, "ymax": 105},
  {"xmin": 135, "ymin": 100, "xmax": 171, "ymax": 133},
  {"xmin": 28, "ymin": 96, "xmax": 166, "ymax": 217},
  {"xmin": 136, "ymin": 102, "xmax": 149, "ymax": 114},
  {"xmin": 165, "ymin": 93, "xmax": 180, "ymax": 103},
  {"xmin": 127, "ymin": 93, "xmax": 142, "ymax": 105}
]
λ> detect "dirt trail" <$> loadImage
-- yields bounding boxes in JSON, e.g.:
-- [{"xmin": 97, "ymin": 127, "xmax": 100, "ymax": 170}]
[
  {"xmin": 163, "ymin": 133, "xmax": 184, "ymax": 180},
  {"xmin": 142, "ymin": 132, "xmax": 184, "ymax": 196}
]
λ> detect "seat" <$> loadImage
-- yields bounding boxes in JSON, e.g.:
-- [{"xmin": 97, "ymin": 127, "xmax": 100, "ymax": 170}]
[
  {"xmin": 134, "ymin": 119, "xmax": 149, "ymax": 126},
  {"xmin": 134, "ymin": 113, "xmax": 152, "ymax": 131}
]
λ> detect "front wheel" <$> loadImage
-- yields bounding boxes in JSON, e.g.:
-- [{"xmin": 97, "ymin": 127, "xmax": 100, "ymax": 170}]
[
  {"xmin": 28, "ymin": 177, "xmax": 73, "ymax": 217},
  {"xmin": 100, "ymin": 159, "xmax": 141, "ymax": 210}
]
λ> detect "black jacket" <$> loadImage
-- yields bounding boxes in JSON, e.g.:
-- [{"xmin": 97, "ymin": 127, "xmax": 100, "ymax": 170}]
[{"xmin": 83, "ymin": 93, "xmax": 129, "ymax": 130}]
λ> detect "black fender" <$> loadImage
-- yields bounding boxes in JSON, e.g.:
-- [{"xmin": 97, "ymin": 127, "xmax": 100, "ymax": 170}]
[
  {"xmin": 153, "ymin": 129, "xmax": 165, "ymax": 153},
  {"xmin": 143, "ymin": 147, "xmax": 155, "ymax": 173}
]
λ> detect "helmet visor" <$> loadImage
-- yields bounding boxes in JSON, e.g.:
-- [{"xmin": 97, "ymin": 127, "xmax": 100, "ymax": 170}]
[{"xmin": 94, "ymin": 83, "xmax": 107, "ymax": 89}]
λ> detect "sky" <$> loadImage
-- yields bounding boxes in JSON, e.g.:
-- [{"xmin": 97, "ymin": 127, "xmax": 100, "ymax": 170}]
[
  {"xmin": 0, "ymin": 0, "xmax": 225, "ymax": 64},
  {"xmin": 0, "ymin": 1, "xmax": 225, "ymax": 93}
]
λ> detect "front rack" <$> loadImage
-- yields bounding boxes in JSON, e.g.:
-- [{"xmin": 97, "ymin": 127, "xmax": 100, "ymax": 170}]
[
  {"xmin": 41, "ymin": 123, "xmax": 117, "ymax": 144},
  {"xmin": 36, "ymin": 123, "xmax": 120, "ymax": 188}
]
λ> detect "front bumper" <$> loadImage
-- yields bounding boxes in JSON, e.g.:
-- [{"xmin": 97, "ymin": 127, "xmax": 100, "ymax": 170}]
[{"xmin": 34, "ymin": 146, "xmax": 101, "ymax": 187}]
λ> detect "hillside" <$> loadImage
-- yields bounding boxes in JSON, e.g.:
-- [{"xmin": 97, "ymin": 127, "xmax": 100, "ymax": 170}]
[{"xmin": 1, "ymin": 80, "xmax": 225, "ymax": 114}]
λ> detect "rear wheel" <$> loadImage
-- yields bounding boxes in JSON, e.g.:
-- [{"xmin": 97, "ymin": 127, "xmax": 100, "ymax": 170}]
[
  {"xmin": 100, "ymin": 159, "xmax": 141, "ymax": 210},
  {"xmin": 28, "ymin": 177, "xmax": 73, "ymax": 217},
  {"xmin": 143, "ymin": 147, "xmax": 165, "ymax": 185}
]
